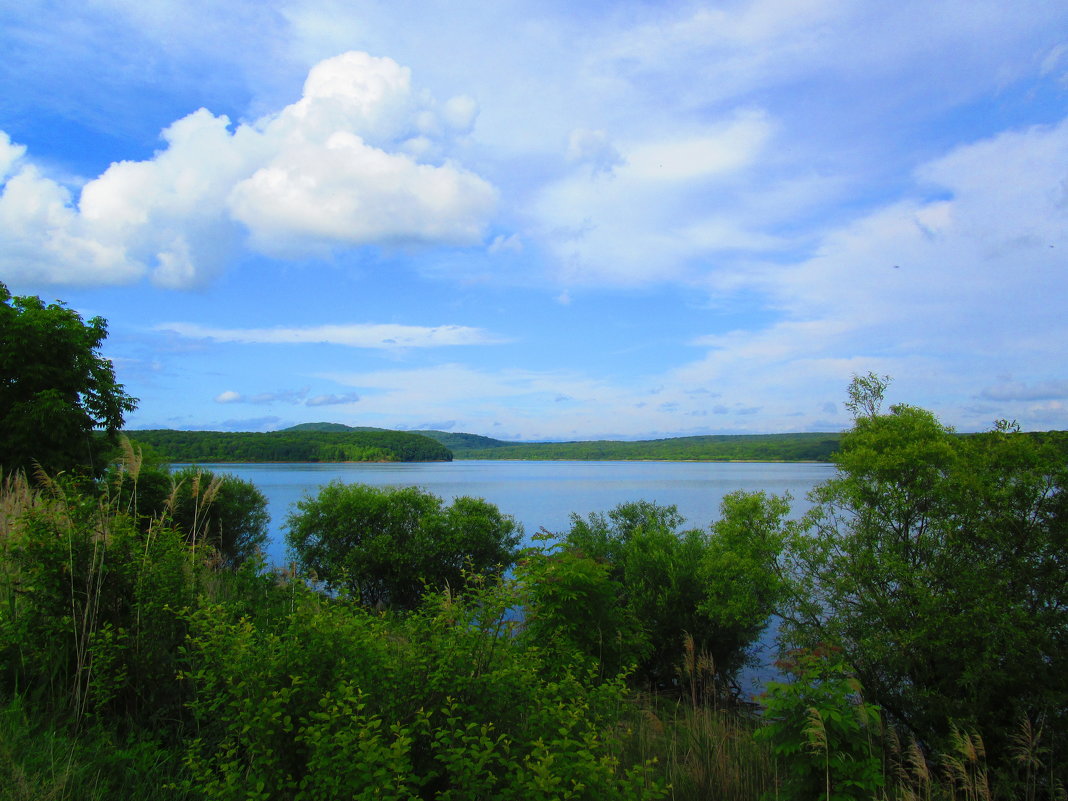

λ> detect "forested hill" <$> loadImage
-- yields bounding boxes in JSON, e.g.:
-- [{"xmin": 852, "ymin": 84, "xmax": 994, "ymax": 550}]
[
  {"xmin": 424, "ymin": 429, "xmax": 1068, "ymax": 461},
  {"xmin": 121, "ymin": 425, "xmax": 1068, "ymax": 463},
  {"xmin": 126, "ymin": 428, "xmax": 453, "ymax": 463},
  {"xmin": 416, "ymin": 430, "xmax": 843, "ymax": 461}
]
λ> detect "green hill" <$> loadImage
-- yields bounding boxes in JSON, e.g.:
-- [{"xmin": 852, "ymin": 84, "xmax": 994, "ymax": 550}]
[
  {"xmin": 127, "ymin": 428, "xmax": 452, "ymax": 463},
  {"xmin": 283, "ymin": 422, "xmax": 367, "ymax": 433},
  {"xmin": 414, "ymin": 430, "xmax": 517, "ymax": 451},
  {"xmin": 438, "ymin": 431, "xmax": 842, "ymax": 461},
  {"xmin": 126, "ymin": 423, "xmax": 861, "ymax": 463}
]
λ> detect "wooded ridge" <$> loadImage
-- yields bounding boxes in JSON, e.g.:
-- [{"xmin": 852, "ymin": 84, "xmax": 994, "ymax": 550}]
[{"xmin": 127, "ymin": 423, "xmax": 1068, "ymax": 464}]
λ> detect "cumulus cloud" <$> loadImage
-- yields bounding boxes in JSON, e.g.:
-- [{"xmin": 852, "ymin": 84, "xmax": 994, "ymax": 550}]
[
  {"xmin": 158, "ymin": 321, "xmax": 505, "ymax": 348},
  {"xmin": 0, "ymin": 51, "xmax": 496, "ymax": 288},
  {"xmin": 0, "ymin": 132, "xmax": 25, "ymax": 180}
]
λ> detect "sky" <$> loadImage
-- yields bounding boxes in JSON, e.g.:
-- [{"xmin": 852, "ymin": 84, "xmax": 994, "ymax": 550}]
[{"xmin": 2, "ymin": 0, "xmax": 1067, "ymax": 441}]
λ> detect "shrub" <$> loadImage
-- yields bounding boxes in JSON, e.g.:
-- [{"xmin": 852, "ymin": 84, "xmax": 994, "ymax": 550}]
[
  {"xmin": 529, "ymin": 497, "xmax": 790, "ymax": 691},
  {"xmin": 285, "ymin": 483, "xmax": 520, "ymax": 609},
  {"xmin": 178, "ymin": 578, "xmax": 666, "ymax": 800},
  {"xmin": 756, "ymin": 647, "xmax": 884, "ymax": 801}
]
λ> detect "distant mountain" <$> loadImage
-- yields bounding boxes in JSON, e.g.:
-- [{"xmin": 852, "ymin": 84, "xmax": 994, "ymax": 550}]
[
  {"xmin": 276, "ymin": 424, "xmax": 844, "ymax": 461},
  {"xmin": 284, "ymin": 422, "xmax": 369, "ymax": 432},
  {"xmin": 414, "ymin": 430, "xmax": 514, "ymax": 451},
  {"xmin": 444, "ymin": 432, "xmax": 842, "ymax": 461},
  {"xmin": 127, "ymin": 428, "xmax": 452, "ymax": 463}
]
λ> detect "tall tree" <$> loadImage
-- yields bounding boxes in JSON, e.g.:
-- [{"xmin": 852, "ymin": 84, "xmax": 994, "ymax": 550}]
[
  {"xmin": 0, "ymin": 282, "xmax": 137, "ymax": 476},
  {"xmin": 781, "ymin": 378, "xmax": 1068, "ymax": 764}
]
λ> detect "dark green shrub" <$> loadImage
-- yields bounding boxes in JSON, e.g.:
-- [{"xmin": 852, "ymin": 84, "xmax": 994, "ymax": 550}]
[
  {"xmin": 0, "ymin": 472, "xmax": 198, "ymax": 732},
  {"xmin": 105, "ymin": 460, "xmax": 269, "ymax": 569},
  {"xmin": 782, "ymin": 386, "xmax": 1068, "ymax": 769},
  {"xmin": 756, "ymin": 647, "xmax": 883, "ymax": 801},
  {"xmin": 532, "ymin": 497, "xmax": 790, "ymax": 691},
  {"xmin": 285, "ymin": 483, "xmax": 520, "ymax": 609},
  {"xmin": 178, "ymin": 577, "xmax": 665, "ymax": 800}
]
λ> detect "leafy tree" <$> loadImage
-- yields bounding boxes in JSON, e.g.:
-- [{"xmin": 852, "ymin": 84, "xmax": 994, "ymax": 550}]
[
  {"xmin": 0, "ymin": 282, "xmax": 136, "ymax": 476},
  {"xmin": 105, "ymin": 459, "xmax": 269, "ymax": 569},
  {"xmin": 169, "ymin": 467, "xmax": 270, "ymax": 569},
  {"xmin": 528, "ymin": 498, "xmax": 790, "ymax": 691},
  {"xmin": 843, "ymin": 371, "xmax": 890, "ymax": 419},
  {"xmin": 756, "ymin": 646, "xmax": 884, "ymax": 801},
  {"xmin": 518, "ymin": 538, "xmax": 649, "ymax": 681},
  {"xmin": 781, "ymin": 378, "xmax": 1068, "ymax": 766},
  {"xmin": 284, "ymin": 482, "xmax": 521, "ymax": 609},
  {"xmin": 700, "ymin": 490, "xmax": 796, "ymax": 679}
]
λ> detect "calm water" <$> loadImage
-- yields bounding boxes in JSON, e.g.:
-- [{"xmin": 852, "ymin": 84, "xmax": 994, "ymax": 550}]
[{"xmin": 178, "ymin": 459, "xmax": 836, "ymax": 567}]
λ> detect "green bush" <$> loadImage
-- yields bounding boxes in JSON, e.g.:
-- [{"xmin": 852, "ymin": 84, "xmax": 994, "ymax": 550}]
[
  {"xmin": 528, "ymin": 498, "xmax": 790, "ymax": 691},
  {"xmin": 178, "ymin": 577, "xmax": 666, "ymax": 800},
  {"xmin": 756, "ymin": 646, "xmax": 883, "ymax": 801},
  {"xmin": 285, "ymin": 483, "xmax": 520, "ymax": 609},
  {"xmin": 105, "ymin": 459, "xmax": 269, "ymax": 570},
  {"xmin": 0, "ymin": 472, "xmax": 198, "ymax": 732},
  {"xmin": 782, "ymin": 398, "xmax": 1068, "ymax": 766}
]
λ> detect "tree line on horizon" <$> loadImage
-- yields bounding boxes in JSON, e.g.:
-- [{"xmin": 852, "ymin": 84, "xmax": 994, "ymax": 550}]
[{"xmin": 126, "ymin": 428, "xmax": 453, "ymax": 464}]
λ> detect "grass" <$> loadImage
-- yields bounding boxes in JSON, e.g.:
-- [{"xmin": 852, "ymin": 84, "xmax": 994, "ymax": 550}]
[{"xmin": 0, "ymin": 695, "xmax": 191, "ymax": 801}]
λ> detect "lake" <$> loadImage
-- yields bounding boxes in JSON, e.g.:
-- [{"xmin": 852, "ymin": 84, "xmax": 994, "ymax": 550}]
[{"xmin": 181, "ymin": 459, "xmax": 835, "ymax": 565}]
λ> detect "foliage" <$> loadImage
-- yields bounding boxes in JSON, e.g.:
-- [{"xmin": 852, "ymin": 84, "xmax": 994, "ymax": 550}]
[
  {"xmin": 0, "ymin": 470, "xmax": 199, "ymax": 732},
  {"xmin": 0, "ymin": 694, "xmax": 192, "ymax": 801},
  {"xmin": 444, "ymin": 432, "xmax": 842, "ymax": 461},
  {"xmin": 756, "ymin": 647, "xmax": 884, "ymax": 801},
  {"xmin": 843, "ymin": 371, "xmax": 890, "ymax": 419},
  {"xmin": 517, "ymin": 537, "xmax": 649, "ymax": 681},
  {"xmin": 178, "ymin": 578, "xmax": 666, "ymax": 801},
  {"xmin": 285, "ymin": 482, "xmax": 521, "ymax": 609},
  {"xmin": 0, "ymin": 283, "xmax": 137, "ymax": 476},
  {"xmin": 699, "ymin": 490, "xmax": 796, "ymax": 679},
  {"xmin": 104, "ymin": 453, "xmax": 269, "ymax": 569},
  {"xmin": 781, "ymin": 379, "xmax": 1068, "ymax": 776},
  {"xmin": 127, "ymin": 428, "xmax": 452, "ymax": 463},
  {"xmin": 523, "ymin": 497, "xmax": 790, "ymax": 691}
]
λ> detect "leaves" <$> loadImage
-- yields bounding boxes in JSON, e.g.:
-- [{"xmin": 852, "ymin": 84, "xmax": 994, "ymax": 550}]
[{"xmin": 0, "ymin": 283, "xmax": 136, "ymax": 476}]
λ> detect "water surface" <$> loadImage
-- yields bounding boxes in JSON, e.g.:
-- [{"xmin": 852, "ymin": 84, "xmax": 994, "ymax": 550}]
[{"xmin": 180, "ymin": 459, "xmax": 836, "ymax": 566}]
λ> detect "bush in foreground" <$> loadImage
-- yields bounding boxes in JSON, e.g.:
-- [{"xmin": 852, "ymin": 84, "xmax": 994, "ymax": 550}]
[{"xmin": 285, "ymin": 482, "xmax": 521, "ymax": 609}]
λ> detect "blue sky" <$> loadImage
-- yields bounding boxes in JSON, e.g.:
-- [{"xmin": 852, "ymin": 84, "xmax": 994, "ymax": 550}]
[{"xmin": 2, "ymin": 0, "xmax": 1067, "ymax": 440}]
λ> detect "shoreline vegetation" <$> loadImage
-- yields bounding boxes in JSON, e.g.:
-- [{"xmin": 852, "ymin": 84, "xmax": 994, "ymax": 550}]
[
  {"xmin": 127, "ymin": 423, "xmax": 845, "ymax": 463},
  {"xmin": 127, "ymin": 422, "xmax": 1068, "ymax": 465}
]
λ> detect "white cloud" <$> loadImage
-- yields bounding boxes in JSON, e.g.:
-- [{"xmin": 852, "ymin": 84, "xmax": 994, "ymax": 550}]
[
  {"xmin": 0, "ymin": 132, "xmax": 26, "ymax": 180},
  {"xmin": 673, "ymin": 116, "xmax": 1068, "ymax": 431},
  {"xmin": 0, "ymin": 164, "xmax": 143, "ymax": 286},
  {"xmin": 532, "ymin": 109, "xmax": 776, "ymax": 284},
  {"xmin": 306, "ymin": 392, "xmax": 362, "ymax": 406},
  {"xmin": 214, "ymin": 388, "xmax": 309, "ymax": 405},
  {"xmin": 315, "ymin": 362, "xmax": 758, "ymax": 439},
  {"xmin": 158, "ymin": 321, "xmax": 505, "ymax": 348},
  {"xmin": 0, "ymin": 51, "xmax": 496, "ymax": 288},
  {"xmin": 566, "ymin": 129, "xmax": 623, "ymax": 175},
  {"xmin": 979, "ymin": 380, "xmax": 1068, "ymax": 402}
]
